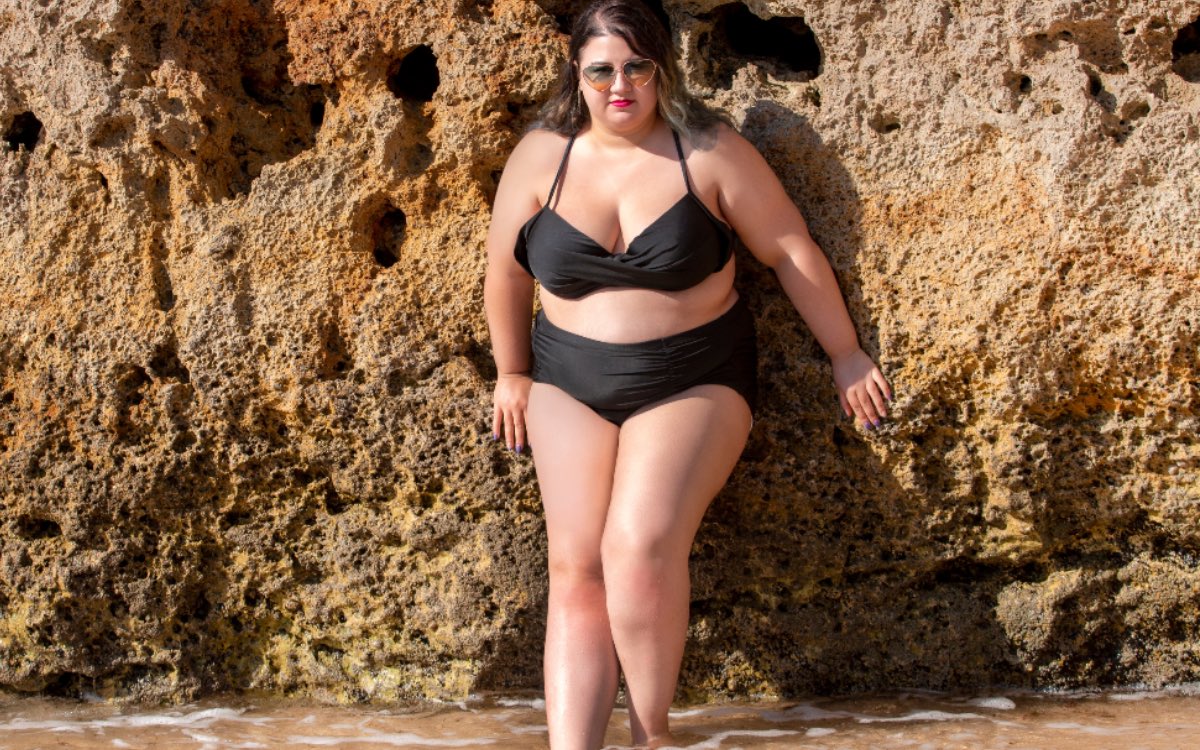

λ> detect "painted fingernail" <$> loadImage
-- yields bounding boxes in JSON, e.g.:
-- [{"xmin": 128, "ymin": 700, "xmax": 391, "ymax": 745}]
[
  {"xmin": 492, "ymin": 433, "xmax": 499, "ymax": 441},
  {"xmin": 515, "ymin": 444, "xmax": 524, "ymax": 454}
]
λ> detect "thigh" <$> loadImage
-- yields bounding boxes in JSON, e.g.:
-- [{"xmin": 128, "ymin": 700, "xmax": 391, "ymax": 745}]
[
  {"xmin": 527, "ymin": 382, "xmax": 621, "ymax": 569},
  {"xmin": 605, "ymin": 384, "xmax": 752, "ymax": 556}
]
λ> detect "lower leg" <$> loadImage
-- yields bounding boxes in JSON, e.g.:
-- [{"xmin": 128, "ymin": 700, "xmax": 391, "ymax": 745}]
[
  {"xmin": 544, "ymin": 570, "xmax": 620, "ymax": 749},
  {"xmin": 606, "ymin": 553, "xmax": 692, "ymax": 745}
]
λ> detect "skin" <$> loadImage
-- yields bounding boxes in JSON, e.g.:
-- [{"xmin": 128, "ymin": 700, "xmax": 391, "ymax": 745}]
[{"xmin": 483, "ymin": 33, "xmax": 891, "ymax": 750}]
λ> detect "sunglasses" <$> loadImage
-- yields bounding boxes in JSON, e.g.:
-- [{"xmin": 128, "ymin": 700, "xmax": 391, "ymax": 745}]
[{"xmin": 580, "ymin": 58, "xmax": 658, "ymax": 91}]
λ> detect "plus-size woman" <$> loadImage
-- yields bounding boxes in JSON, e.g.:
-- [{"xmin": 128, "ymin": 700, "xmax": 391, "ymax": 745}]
[{"xmin": 484, "ymin": 2, "xmax": 892, "ymax": 747}]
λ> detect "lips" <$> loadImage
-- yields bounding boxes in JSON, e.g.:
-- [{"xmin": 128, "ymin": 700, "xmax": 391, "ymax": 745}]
[{"xmin": 609, "ymin": 99, "xmax": 633, "ymax": 108}]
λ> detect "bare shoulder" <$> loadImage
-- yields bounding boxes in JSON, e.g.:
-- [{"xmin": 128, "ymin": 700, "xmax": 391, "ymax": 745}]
[
  {"xmin": 679, "ymin": 123, "xmax": 773, "ymax": 198},
  {"xmin": 505, "ymin": 128, "xmax": 571, "ymax": 180},
  {"xmin": 491, "ymin": 128, "xmax": 571, "ymax": 219},
  {"xmin": 708, "ymin": 123, "xmax": 767, "ymax": 168},
  {"xmin": 682, "ymin": 123, "xmax": 766, "ymax": 174}
]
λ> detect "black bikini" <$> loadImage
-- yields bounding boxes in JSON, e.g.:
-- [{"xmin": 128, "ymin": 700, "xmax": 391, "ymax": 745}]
[
  {"xmin": 515, "ymin": 132, "xmax": 733, "ymax": 298},
  {"xmin": 515, "ymin": 130, "xmax": 758, "ymax": 426}
]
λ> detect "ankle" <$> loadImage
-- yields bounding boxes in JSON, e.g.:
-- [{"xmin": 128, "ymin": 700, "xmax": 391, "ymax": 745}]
[{"xmin": 632, "ymin": 731, "xmax": 677, "ymax": 749}]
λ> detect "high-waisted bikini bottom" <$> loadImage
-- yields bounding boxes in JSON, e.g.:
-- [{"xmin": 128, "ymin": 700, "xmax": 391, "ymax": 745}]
[{"xmin": 531, "ymin": 296, "xmax": 758, "ymax": 426}]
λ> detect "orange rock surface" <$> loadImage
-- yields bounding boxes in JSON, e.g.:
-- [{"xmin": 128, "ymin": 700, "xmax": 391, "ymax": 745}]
[{"xmin": 0, "ymin": 0, "xmax": 1197, "ymax": 703}]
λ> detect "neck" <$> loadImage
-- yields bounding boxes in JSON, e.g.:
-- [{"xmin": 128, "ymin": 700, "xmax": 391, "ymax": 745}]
[{"xmin": 586, "ymin": 115, "xmax": 663, "ymax": 151}]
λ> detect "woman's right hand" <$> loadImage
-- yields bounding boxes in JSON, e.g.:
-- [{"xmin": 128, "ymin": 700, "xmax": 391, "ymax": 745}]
[{"xmin": 492, "ymin": 373, "xmax": 533, "ymax": 453}]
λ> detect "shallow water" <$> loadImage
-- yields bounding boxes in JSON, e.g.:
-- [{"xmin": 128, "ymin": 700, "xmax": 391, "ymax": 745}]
[{"xmin": 1, "ymin": 685, "xmax": 1198, "ymax": 749}]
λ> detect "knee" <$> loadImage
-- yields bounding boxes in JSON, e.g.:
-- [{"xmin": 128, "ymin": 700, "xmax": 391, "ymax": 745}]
[
  {"xmin": 600, "ymin": 530, "xmax": 677, "ymax": 610},
  {"xmin": 547, "ymin": 556, "xmax": 607, "ymax": 610}
]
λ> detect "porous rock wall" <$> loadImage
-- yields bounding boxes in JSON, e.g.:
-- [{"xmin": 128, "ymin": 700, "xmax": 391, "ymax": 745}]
[{"xmin": 0, "ymin": 0, "xmax": 1197, "ymax": 704}]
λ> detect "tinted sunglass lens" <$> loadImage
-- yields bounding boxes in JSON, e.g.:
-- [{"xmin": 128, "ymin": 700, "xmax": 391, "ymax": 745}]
[
  {"xmin": 625, "ymin": 60, "xmax": 656, "ymax": 86},
  {"xmin": 583, "ymin": 65, "xmax": 616, "ymax": 90}
]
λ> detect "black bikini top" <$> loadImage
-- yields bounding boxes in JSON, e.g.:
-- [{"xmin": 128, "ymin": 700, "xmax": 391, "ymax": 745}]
[{"xmin": 513, "ymin": 130, "xmax": 734, "ymax": 299}]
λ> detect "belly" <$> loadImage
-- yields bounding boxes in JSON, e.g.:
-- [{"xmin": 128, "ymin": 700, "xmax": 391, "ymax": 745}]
[{"xmin": 538, "ymin": 258, "xmax": 738, "ymax": 343}]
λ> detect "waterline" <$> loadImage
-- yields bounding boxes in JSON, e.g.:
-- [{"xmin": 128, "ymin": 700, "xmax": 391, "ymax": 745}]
[{"xmin": 1, "ymin": 685, "xmax": 1197, "ymax": 749}]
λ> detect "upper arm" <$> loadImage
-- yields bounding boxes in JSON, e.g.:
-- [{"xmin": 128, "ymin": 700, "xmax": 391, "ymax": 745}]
[
  {"xmin": 708, "ymin": 124, "xmax": 816, "ymax": 270},
  {"xmin": 485, "ymin": 129, "xmax": 561, "ymax": 277}
]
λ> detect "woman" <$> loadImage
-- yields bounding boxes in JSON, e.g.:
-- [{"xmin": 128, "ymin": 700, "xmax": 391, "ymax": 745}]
[{"xmin": 484, "ymin": 1, "xmax": 891, "ymax": 747}]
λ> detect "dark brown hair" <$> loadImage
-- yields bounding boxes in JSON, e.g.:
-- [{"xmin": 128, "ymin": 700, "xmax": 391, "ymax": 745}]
[{"xmin": 531, "ymin": 0, "xmax": 728, "ymax": 139}]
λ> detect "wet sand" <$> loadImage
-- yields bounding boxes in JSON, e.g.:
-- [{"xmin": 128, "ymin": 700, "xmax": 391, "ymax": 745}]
[{"xmin": 1, "ymin": 685, "xmax": 1198, "ymax": 749}]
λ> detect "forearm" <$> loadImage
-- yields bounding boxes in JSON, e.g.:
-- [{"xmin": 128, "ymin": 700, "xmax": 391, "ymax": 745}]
[
  {"xmin": 770, "ymin": 239, "xmax": 862, "ymax": 362},
  {"xmin": 484, "ymin": 268, "xmax": 535, "ymax": 375}
]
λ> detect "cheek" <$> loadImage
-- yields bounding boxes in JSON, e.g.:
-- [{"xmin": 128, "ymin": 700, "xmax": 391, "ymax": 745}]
[{"xmin": 580, "ymin": 86, "xmax": 606, "ymax": 109}]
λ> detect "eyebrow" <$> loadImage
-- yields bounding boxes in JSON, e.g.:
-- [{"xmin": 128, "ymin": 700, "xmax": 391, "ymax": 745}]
[{"xmin": 582, "ymin": 57, "xmax": 646, "ymax": 67}]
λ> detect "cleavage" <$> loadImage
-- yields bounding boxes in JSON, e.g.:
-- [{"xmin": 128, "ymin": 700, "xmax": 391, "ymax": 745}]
[{"xmin": 553, "ymin": 192, "xmax": 689, "ymax": 256}]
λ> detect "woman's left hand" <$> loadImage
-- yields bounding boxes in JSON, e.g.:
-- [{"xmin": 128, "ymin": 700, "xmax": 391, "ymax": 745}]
[{"xmin": 831, "ymin": 348, "xmax": 892, "ymax": 429}]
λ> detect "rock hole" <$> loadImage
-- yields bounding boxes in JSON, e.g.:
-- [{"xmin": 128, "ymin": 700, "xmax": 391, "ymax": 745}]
[
  {"xmin": 4, "ymin": 111, "xmax": 42, "ymax": 152},
  {"xmin": 222, "ymin": 509, "xmax": 251, "ymax": 528},
  {"xmin": 470, "ymin": 0, "xmax": 495, "ymax": 20},
  {"xmin": 707, "ymin": 3, "xmax": 821, "ymax": 87},
  {"xmin": 118, "ymin": 365, "xmax": 152, "ymax": 406},
  {"xmin": 324, "ymin": 483, "xmax": 348, "ymax": 515},
  {"xmin": 318, "ymin": 319, "xmax": 352, "ymax": 380},
  {"xmin": 1172, "ymin": 17, "xmax": 1200, "ymax": 82},
  {"xmin": 1086, "ymin": 71, "xmax": 1117, "ymax": 112},
  {"xmin": 314, "ymin": 641, "xmax": 345, "ymax": 657},
  {"xmin": 149, "ymin": 340, "xmax": 190, "ymax": 383},
  {"xmin": 154, "ymin": 266, "xmax": 175, "ymax": 311},
  {"xmin": 43, "ymin": 672, "xmax": 87, "ymax": 699},
  {"xmin": 16, "ymin": 515, "xmax": 62, "ymax": 540},
  {"xmin": 373, "ymin": 206, "xmax": 406, "ymax": 268},
  {"xmin": 1006, "ymin": 73, "xmax": 1033, "ymax": 94},
  {"xmin": 406, "ymin": 142, "xmax": 434, "ymax": 174},
  {"xmin": 1123, "ymin": 101, "xmax": 1151, "ymax": 121},
  {"xmin": 869, "ymin": 114, "xmax": 901, "ymax": 134},
  {"xmin": 240, "ymin": 73, "xmax": 266, "ymax": 104},
  {"xmin": 388, "ymin": 45, "xmax": 440, "ymax": 103},
  {"xmin": 193, "ymin": 592, "xmax": 211, "ymax": 621}
]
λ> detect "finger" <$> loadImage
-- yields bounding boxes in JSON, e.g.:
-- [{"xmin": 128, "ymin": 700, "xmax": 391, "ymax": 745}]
[
  {"xmin": 848, "ymin": 389, "xmax": 878, "ymax": 427},
  {"xmin": 514, "ymin": 415, "xmax": 527, "ymax": 454},
  {"xmin": 838, "ymin": 391, "xmax": 852, "ymax": 418},
  {"xmin": 502, "ymin": 409, "xmax": 514, "ymax": 450},
  {"xmin": 866, "ymin": 382, "xmax": 889, "ymax": 419},
  {"xmin": 872, "ymin": 369, "xmax": 894, "ymax": 403},
  {"xmin": 492, "ymin": 404, "xmax": 502, "ymax": 441}
]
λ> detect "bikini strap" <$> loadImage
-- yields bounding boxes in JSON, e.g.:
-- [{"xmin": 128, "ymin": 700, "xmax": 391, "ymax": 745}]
[
  {"xmin": 546, "ymin": 133, "xmax": 576, "ymax": 208},
  {"xmin": 671, "ymin": 130, "xmax": 695, "ymax": 194}
]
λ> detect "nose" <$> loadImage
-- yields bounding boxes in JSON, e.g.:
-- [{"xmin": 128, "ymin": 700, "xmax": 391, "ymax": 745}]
[{"xmin": 610, "ymin": 67, "xmax": 635, "ymax": 95}]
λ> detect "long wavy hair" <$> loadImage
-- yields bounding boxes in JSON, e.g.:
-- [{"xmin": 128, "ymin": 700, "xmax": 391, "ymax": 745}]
[{"xmin": 531, "ymin": 0, "xmax": 728, "ymax": 140}]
